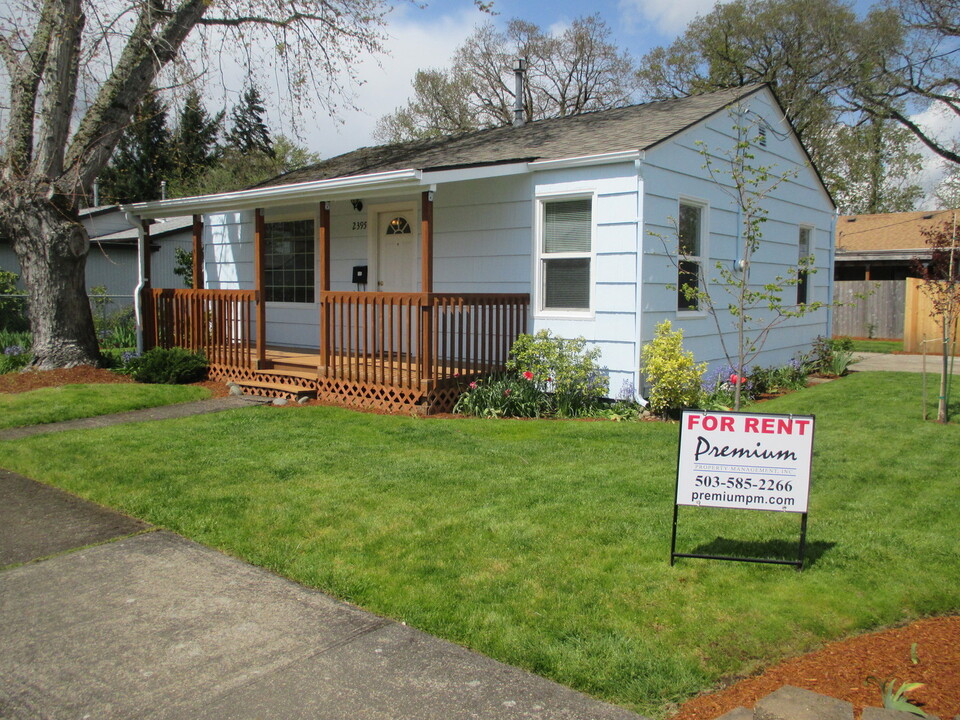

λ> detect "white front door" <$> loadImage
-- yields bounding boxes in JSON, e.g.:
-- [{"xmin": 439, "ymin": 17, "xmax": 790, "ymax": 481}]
[{"xmin": 377, "ymin": 211, "xmax": 416, "ymax": 292}]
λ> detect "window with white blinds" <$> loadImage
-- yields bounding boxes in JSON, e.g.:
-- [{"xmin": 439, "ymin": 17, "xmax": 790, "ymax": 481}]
[{"xmin": 540, "ymin": 197, "xmax": 592, "ymax": 311}]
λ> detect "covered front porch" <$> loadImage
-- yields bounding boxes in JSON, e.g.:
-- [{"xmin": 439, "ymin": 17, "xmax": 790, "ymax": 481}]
[{"xmin": 138, "ymin": 193, "xmax": 530, "ymax": 413}]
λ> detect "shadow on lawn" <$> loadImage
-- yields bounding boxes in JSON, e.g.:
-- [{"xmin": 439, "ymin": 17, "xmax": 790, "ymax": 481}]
[{"xmin": 685, "ymin": 537, "xmax": 837, "ymax": 569}]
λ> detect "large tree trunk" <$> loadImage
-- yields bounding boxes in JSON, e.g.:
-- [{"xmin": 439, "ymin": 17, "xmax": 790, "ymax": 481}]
[{"xmin": 5, "ymin": 196, "xmax": 101, "ymax": 368}]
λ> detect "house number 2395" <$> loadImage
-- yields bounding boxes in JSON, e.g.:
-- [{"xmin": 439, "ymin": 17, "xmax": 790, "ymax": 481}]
[{"xmin": 352, "ymin": 221, "xmax": 367, "ymax": 231}]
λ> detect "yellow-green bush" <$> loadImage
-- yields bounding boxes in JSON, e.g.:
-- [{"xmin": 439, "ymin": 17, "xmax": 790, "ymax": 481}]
[{"xmin": 640, "ymin": 320, "xmax": 706, "ymax": 416}]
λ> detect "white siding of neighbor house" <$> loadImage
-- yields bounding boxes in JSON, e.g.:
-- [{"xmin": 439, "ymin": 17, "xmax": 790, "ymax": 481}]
[
  {"xmin": 639, "ymin": 90, "xmax": 835, "ymax": 391},
  {"xmin": 2, "ymin": 214, "xmax": 192, "ymax": 317}
]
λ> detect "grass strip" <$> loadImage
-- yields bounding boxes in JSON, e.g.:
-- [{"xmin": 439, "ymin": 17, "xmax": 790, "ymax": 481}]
[
  {"xmin": 0, "ymin": 383, "xmax": 210, "ymax": 429},
  {"xmin": 848, "ymin": 339, "xmax": 903, "ymax": 354},
  {"xmin": 0, "ymin": 372, "xmax": 956, "ymax": 717}
]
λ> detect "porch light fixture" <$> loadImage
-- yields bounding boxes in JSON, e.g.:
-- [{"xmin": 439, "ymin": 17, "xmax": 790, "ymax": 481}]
[{"xmin": 351, "ymin": 199, "xmax": 363, "ymax": 212}]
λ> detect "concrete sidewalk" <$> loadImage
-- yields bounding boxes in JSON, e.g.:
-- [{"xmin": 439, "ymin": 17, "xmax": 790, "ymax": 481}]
[
  {"xmin": 851, "ymin": 351, "xmax": 960, "ymax": 374},
  {"xmin": 0, "ymin": 469, "xmax": 646, "ymax": 720}
]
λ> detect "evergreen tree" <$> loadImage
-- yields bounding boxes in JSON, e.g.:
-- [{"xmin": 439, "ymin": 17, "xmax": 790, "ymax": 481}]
[
  {"xmin": 172, "ymin": 90, "xmax": 224, "ymax": 181},
  {"xmin": 98, "ymin": 91, "xmax": 173, "ymax": 204},
  {"xmin": 226, "ymin": 85, "xmax": 274, "ymax": 157}
]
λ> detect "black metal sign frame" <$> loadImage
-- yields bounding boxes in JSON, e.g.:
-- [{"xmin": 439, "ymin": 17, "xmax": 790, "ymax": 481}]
[{"xmin": 669, "ymin": 409, "xmax": 813, "ymax": 571}]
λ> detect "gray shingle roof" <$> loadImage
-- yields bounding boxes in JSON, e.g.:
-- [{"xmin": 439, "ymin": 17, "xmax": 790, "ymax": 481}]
[{"xmin": 259, "ymin": 85, "xmax": 766, "ymax": 188}]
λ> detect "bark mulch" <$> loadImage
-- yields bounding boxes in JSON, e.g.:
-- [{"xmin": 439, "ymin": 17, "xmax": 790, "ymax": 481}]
[{"xmin": 670, "ymin": 615, "xmax": 960, "ymax": 720}]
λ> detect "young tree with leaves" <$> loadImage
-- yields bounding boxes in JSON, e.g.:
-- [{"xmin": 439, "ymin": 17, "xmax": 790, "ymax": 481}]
[
  {"xmin": 376, "ymin": 14, "xmax": 637, "ymax": 143},
  {"xmin": 170, "ymin": 136, "xmax": 320, "ymax": 198},
  {"xmin": 914, "ymin": 218, "xmax": 960, "ymax": 423},
  {"xmin": 0, "ymin": 0, "xmax": 390, "ymax": 368},
  {"xmin": 662, "ymin": 110, "xmax": 827, "ymax": 410}
]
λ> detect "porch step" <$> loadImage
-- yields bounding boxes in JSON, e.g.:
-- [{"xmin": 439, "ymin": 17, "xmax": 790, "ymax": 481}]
[
  {"xmin": 258, "ymin": 368, "xmax": 320, "ymax": 382},
  {"xmin": 233, "ymin": 378, "xmax": 318, "ymax": 399}
]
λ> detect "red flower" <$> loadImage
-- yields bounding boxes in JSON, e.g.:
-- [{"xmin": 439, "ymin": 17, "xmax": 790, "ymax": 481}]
[
  {"xmin": 468, "ymin": 381, "xmax": 477, "ymax": 389},
  {"xmin": 729, "ymin": 374, "xmax": 746, "ymax": 385},
  {"xmin": 522, "ymin": 371, "xmax": 534, "ymax": 380},
  {"xmin": 503, "ymin": 389, "xmax": 512, "ymax": 396}
]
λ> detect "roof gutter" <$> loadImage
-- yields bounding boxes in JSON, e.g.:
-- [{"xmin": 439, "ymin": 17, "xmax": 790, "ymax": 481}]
[
  {"xmin": 124, "ymin": 168, "xmax": 423, "ymax": 219},
  {"xmin": 529, "ymin": 150, "xmax": 642, "ymax": 171}
]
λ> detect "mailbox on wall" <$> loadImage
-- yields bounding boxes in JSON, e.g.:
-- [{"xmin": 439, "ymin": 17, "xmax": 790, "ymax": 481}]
[{"xmin": 352, "ymin": 265, "xmax": 368, "ymax": 285}]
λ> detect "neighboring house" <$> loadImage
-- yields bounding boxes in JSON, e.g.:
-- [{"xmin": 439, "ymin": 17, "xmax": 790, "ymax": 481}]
[
  {"xmin": 834, "ymin": 209, "xmax": 957, "ymax": 281},
  {"xmin": 0, "ymin": 206, "xmax": 194, "ymax": 312},
  {"xmin": 126, "ymin": 83, "xmax": 835, "ymax": 413},
  {"xmin": 832, "ymin": 209, "xmax": 959, "ymax": 340}
]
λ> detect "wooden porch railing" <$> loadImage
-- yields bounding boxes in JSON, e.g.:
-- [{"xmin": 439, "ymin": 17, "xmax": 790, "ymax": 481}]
[
  {"xmin": 145, "ymin": 288, "xmax": 256, "ymax": 368},
  {"xmin": 320, "ymin": 292, "xmax": 530, "ymax": 389}
]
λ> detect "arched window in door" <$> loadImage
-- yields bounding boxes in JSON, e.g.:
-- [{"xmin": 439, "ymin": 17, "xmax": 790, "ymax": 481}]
[{"xmin": 385, "ymin": 216, "xmax": 411, "ymax": 235}]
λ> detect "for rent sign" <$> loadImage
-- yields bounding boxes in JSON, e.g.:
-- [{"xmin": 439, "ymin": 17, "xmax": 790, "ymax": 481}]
[{"xmin": 676, "ymin": 410, "xmax": 815, "ymax": 513}]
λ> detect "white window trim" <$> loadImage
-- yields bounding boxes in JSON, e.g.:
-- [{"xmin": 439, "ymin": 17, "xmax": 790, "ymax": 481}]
[
  {"xmin": 262, "ymin": 209, "xmax": 320, "ymax": 307},
  {"xmin": 676, "ymin": 196, "xmax": 709, "ymax": 317},
  {"xmin": 533, "ymin": 190, "xmax": 596, "ymax": 319}
]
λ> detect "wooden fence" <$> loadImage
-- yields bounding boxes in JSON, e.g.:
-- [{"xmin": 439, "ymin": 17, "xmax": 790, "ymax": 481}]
[
  {"xmin": 903, "ymin": 277, "xmax": 960, "ymax": 354},
  {"xmin": 832, "ymin": 280, "xmax": 905, "ymax": 339}
]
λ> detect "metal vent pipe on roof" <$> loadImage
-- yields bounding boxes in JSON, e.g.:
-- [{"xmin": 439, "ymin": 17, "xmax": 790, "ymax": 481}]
[{"xmin": 513, "ymin": 58, "xmax": 526, "ymax": 127}]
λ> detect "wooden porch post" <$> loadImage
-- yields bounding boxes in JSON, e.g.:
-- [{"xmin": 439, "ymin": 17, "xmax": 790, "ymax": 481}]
[
  {"xmin": 191, "ymin": 214, "xmax": 204, "ymax": 290},
  {"xmin": 253, "ymin": 209, "xmax": 271, "ymax": 369},
  {"xmin": 420, "ymin": 190, "xmax": 435, "ymax": 385},
  {"xmin": 140, "ymin": 220, "xmax": 155, "ymax": 350},
  {"xmin": 319, "ymin": 202, "xmax": 331, "ymax": 372}
]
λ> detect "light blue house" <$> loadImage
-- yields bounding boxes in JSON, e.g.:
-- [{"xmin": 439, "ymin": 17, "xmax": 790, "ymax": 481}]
[{"xmin": 126, "ymin": 84, "xmax": 835, "ymax": 412}]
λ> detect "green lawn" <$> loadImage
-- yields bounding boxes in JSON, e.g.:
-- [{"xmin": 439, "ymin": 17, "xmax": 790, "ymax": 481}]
[
  {"xmin": 0, "ymin": 372, "xmax": 955, "ymax": 717},
  {"xmin": 0, "ymin": 383, "xmax": 210, "ymax": 429},
  {"xmin": 848, "ymin": 338, "xmax": 903, "ymax": 354}
]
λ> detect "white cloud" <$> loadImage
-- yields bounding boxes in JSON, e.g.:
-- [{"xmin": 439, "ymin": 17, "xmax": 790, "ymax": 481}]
[
  {"xmin": 617, "ymin": 0, "xmax": 723, "ymax": 36},
  {"xmin": 272, "ymin": 8, "xmax": 480, "ymax": 158}
]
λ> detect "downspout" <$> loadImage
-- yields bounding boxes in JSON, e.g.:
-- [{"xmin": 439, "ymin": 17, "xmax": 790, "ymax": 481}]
[
  {"xmin": 126, "ymin": 211, "xmax": 147, "ymax": 354},
  {"xmin": 827, "ymin": 208, "xmax": 838, "ymax": 337},
  {"xmin": 634, "ymin": 153, "xmax": 648, "ymax": 406}
]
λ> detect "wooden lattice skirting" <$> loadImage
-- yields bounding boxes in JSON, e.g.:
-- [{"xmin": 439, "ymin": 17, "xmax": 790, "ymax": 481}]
[{"xmin": 209, "ymin": 364, "xmax": 466, "ymax": 414}]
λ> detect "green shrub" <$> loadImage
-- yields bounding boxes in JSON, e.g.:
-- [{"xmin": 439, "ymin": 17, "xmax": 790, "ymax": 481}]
[
  {"xmin": 125, "ymin": 347, "xmax": 208, "ymax": 384},
  {"xmin": 640, "ymin": 320, "xmax": 706, "ymax": 416},
  {"xmin": 812, "ymin": 336, "xmax": 854, "ymax": 376},
  {"xmin": 507, "ymin": 330, "xmax": 608, "ymax": 417},
  {"xmin": 453, "ymin": 373, "xmax": 551, "ymax": 418}
]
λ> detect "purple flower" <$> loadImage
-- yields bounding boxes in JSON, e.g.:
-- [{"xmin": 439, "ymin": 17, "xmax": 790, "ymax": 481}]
[{"xmin": 4, "ymin": 345, "xmax": 24, "ymax": 356}]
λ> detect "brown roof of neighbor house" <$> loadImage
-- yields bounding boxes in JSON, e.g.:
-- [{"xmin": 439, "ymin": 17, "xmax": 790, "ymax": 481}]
[
  {"xmin": 836, "ymin": 209, "xmax": 960, "ymax": 252},
  {"xmin": 256, "ymin": 85, "xmax": 769, "ymax": 188}
]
